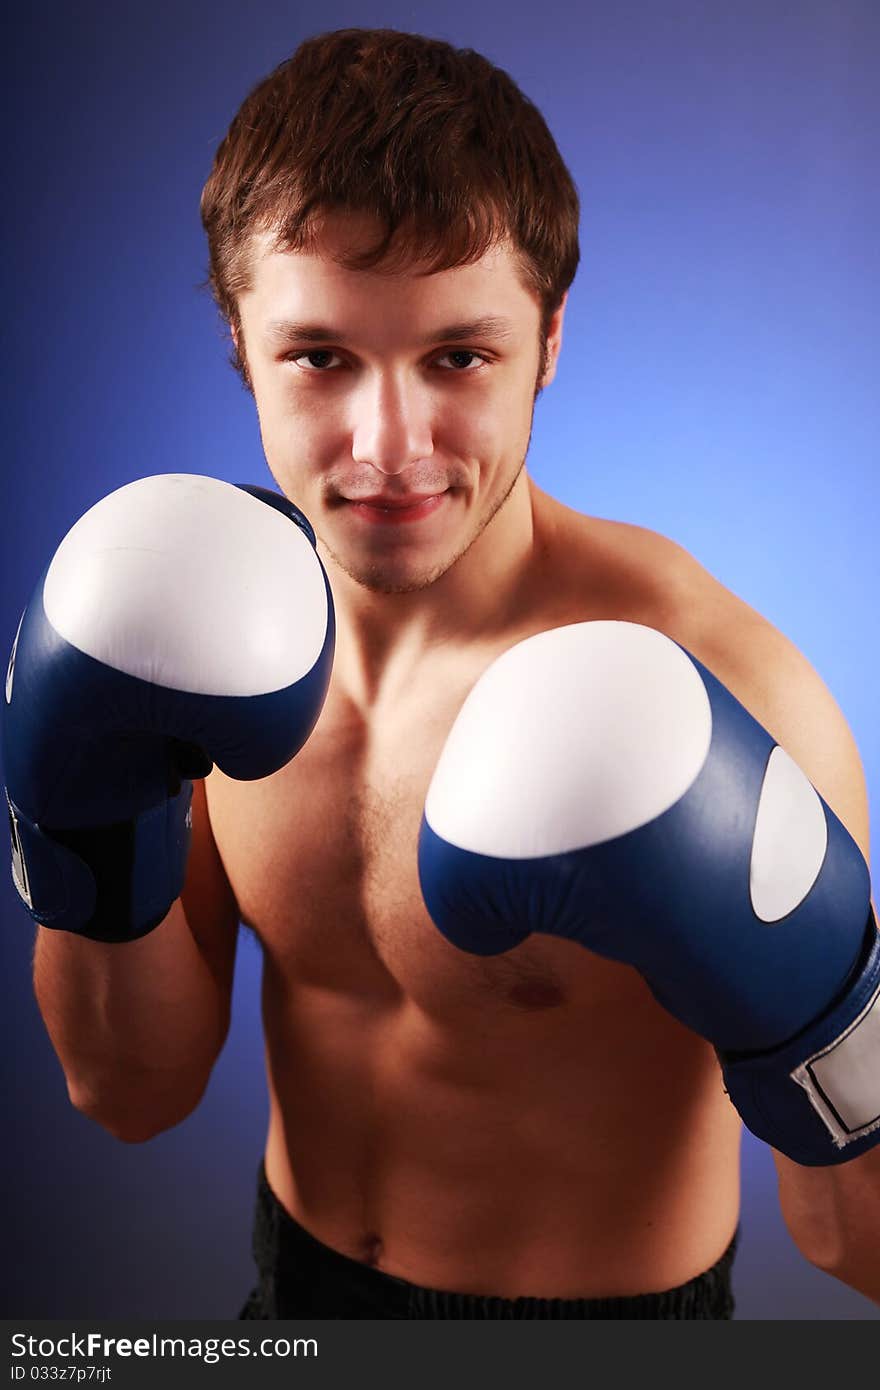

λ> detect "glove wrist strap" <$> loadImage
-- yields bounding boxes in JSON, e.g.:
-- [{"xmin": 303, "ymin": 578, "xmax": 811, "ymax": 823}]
[{"xmin": 720, "ymin": 909, "xmax": 880, "ymax": 1165}]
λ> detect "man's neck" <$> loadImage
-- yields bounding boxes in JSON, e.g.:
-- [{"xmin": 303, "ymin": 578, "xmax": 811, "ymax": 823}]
[{"xmin": 321, "ymin": 471, "xmax": 544, "ymax": 713}]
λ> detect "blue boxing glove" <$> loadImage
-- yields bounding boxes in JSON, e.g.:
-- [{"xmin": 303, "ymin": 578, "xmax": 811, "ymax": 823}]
[
  {"xmin": 418, "ymin": 621, "xmax": 879, "ymax": 1167},
  {"xmin": 3, "ymin": 474, "xmax": 334, "ymax": 942}
]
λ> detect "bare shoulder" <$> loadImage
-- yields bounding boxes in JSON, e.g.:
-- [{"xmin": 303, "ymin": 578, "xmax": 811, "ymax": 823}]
[{"xmin": 532, "ymin": 485, "xmax": 698, "ymax": 624}]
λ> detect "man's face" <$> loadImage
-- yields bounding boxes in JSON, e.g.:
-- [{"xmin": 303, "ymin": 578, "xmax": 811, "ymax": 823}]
[{"xmin": 235, "ymin": 214, "xmax": 563, "ymax": 595}]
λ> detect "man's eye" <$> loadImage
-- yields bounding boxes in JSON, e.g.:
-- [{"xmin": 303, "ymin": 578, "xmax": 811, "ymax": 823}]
[
  {"xmin": 435, "ymin": 350, "xmax": 486, "ymax": 371},
  {"xmin": 287, "ymin": 350, "xmax": 341, "ymax": 371}
]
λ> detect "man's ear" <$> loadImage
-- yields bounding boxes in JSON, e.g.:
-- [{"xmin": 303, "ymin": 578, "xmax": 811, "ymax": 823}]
[{"xmin": 539, "ymin": 292, "xmax": 568, "ymax": 389}]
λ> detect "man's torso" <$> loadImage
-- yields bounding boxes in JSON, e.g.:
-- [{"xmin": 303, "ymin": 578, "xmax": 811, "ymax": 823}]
[{"xmin": 206, "ymin": 484, "xmax": 747, "ymax": 1298}]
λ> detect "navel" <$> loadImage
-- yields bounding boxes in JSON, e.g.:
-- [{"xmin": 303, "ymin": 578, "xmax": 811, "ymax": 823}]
[{"xmin": 360, "ymin": 1232, "xmax": 385, "ymax": 1267}]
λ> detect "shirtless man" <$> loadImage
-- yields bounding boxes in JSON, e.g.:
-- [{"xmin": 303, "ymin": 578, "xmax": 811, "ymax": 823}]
[{"xmin": 9, "ymin": 28, "xmax": 880, "ymax": 1318}]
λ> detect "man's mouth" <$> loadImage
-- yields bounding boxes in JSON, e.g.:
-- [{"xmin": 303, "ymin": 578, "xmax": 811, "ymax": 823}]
[{"xmin": 345, "ymin": 492, "xmax": 448, "ymax": 524}]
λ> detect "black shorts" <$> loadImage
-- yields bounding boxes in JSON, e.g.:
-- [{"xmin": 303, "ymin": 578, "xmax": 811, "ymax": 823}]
[{"xmin": 238, "ymin": 1162, "xmax": 738, "ymax": 1319}]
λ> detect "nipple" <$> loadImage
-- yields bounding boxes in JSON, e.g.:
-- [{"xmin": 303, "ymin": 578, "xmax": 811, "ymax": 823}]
[{"xmin": 507, "ymin": 978, "xmax": 566, "ymax": 1010}]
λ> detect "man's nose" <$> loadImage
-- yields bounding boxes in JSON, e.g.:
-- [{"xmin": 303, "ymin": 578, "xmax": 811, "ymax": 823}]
[{"xmin": 350, "ymin": 371, "xmax": 434, "ymax": 475}]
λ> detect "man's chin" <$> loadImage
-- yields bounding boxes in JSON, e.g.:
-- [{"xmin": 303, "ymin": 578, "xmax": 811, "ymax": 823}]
[{"xmin": 322, "ymin": 547, "xmax": 457, "ymax": 595}]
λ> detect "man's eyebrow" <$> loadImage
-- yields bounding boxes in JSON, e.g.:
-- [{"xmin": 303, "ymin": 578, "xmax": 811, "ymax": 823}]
[{"xmin": 263, "ymin": 316, "xmax": 515, "ymax": 346}]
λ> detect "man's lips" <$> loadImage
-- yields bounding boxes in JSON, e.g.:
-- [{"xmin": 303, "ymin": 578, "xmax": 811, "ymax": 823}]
[
  {"xmin": 344, "ymin": 491, "xmax": 449, "ymax": 524},
  {"xmin": 347, "ymin": 492, "xmax": 444, "ymax": 508}
]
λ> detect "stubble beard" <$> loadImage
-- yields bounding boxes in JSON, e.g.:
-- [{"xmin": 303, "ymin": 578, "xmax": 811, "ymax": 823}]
[{"xmin": 322, "ymin": 450, "xmax": 529, "ymax": 596}]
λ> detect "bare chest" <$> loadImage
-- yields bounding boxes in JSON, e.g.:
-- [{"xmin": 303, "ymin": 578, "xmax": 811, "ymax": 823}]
[
  {"xmin": 206, "ymin": 582, "xmax": 719, "ymax": 1022},
  {"xmin": 208, "ymin": 661, "xmax": 614, "ymax": 1016}
]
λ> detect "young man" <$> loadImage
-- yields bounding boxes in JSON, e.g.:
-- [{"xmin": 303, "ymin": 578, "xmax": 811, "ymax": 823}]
[{"xmin": 18, "ymin": 28, "xmax": 880, "ymax": 1317}]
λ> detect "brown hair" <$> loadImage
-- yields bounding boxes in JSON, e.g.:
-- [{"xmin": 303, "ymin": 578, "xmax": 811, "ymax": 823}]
[{"xmin": 200, "ymin": 27, "xmax": 580, "ymax": 389}]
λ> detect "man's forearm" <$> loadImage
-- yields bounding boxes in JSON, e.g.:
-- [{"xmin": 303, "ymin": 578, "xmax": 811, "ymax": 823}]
[
  {"xmin": 773, "ymin": 1143, "xmax": 880, "ymax": 1304},
  {"xmin": 33, "ymin": 900, "xmax": 232, "ymax": 1139}
]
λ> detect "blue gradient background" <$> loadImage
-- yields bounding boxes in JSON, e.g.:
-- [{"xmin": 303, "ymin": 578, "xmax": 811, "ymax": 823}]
[{"xmin": 2, "ymin": 0, "xmax": 877, "ymax": 1320}]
